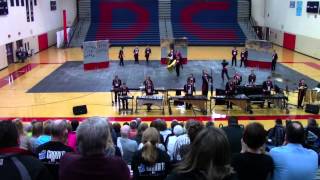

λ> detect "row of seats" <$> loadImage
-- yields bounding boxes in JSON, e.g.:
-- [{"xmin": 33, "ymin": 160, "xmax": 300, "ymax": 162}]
[{"xmin": 84, "ymin": 0, "xmax": 246, "ymax": 46}]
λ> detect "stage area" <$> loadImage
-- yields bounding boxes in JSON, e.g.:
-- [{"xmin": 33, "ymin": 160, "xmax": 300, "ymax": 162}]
[{"xmin": 28, "ymin": 60, "xmax": 319, "ymax": 93}]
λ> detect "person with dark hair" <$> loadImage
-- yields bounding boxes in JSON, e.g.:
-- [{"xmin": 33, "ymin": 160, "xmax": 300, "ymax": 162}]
[
  {"xmin": 112, "ymin": 75, "xmax": 122, "ymax": 104},
  {"xmin": 59, "ymin": 117, "xmax": 130, "ymax": 180},
  {"xmin": 232, "ymin": 123, "xmax": 274, "ymax": 180},
  {"xmin": 160, "ymin": 120, "xmax": 171, "ymax": 141},
  {"xmin": 271, "ymin": 50, "xmax": 278, "ymax": 71},
  {"xmin": 202, "ymin": 70, "xmax": 212, "ymax": 97},
  {"xmin": 270, "ymin": 121, "xmax": 318, "ymax": 180},
  {"xmin": 13, "ymin": 119, "xmax": 31, "ymax": 150},
  {"xmin": 166, "ymin": 127, "xmax": 236, "ymax": 180},
  {"xmin": 36, "ymin": 120, "xmax": 52, "ymax": 146},
  {"xmin": 222, "ymin": 117, "xmax": 244, "ymax": 154},
  {"xmin": 0, "ymin": 120, "xmax": 53, "ymax": 180},
  {"xmin": 231, "ymin": 47, "xmax": 238, "ymax": 67},
  {"xmin": 248, "ymin": 70, "xmax": 256, "ymax": 85},
  {"xmin": 134, "ymin": 46, "xmax": 139, "ymax": 64},
  {"xmin": 36, "ymin": 120, "xmax": 74, "ymax": 179},
  {"xmin": 119, "ymin": 46, "xmax": 124, "ymax": 66},
  {"xmin": 29, "ymin": 122, "xmax": 43, "ymax": 153},
  {"xmin": 268, "ymin": 119, "xmax": 285, "ymax": 147},
  {"xmin": 306, "ymin": 118, "xmax": 320, "ymax": 138},
  {"xmin": 113, "ymin": 122, "xmax": 122, "ymax": 138},
  {"xmin": 206, "ymin": 121, "xmax": 215, "ymax": 128},
  {"xmin": 129, "ymin": 120, "xmax": 138, "ymax": 139},
  {"xmin": 134, "ymin": 123, "xmax": 149, "ymax": 145},
  {"xmin": 132, "ymin": 127, "xmax": 171, "ymax": 180},
  {"xmin": 145, "ymin": 46, "xmax": 152, "ymax": 64},
  {"xmin": 297, "ymin": 79, "xmax": 308, "ymax": 108},
  {"xmin": 221, "ymin": 59, "xmax": 230, "ymax": 82},
  {"xmin": 179, "ymin": 121, "xmax": 204, "ymax": 159},
  {"xmin": 67, "ymin": 120, "xmax": 79, "ymax": 151}
]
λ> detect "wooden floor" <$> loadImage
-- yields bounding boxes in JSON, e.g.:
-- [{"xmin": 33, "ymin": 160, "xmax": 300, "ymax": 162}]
[{"xmin": 0, "ymin": 45, "xmax": 319, "ymax": 129}]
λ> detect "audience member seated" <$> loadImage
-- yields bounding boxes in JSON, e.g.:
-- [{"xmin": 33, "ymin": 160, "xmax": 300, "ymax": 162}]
[
  {"xmin": 117, "ymin": 125, "xmax": 138, "ymax": 164},
  {"xmin": 0, "ymin": 120, "xmax": 53, "ymax": 180},
  {"xmin": 267, "ymin": 119, "xmax": 285, "ymax": 147},
  {"xmin": 206, "ymin": 121, "xmax": 215, "ymax": 128},
  {"xmin": 232, "ymin": 122, "xmax": 274, "ymax": 180},
  {"xmin": 160, "ymin": 120, "xmax": 172, "ymax": 141},
  {"xmin": 29, "ymin": 121, "xmax": 43, "ymax": 153},
  {"xmin": 150, "ymin": 119, "xmax": 166, "ymax": 144},
  {"xmin": 221, "ymin": 117, "xmax": 244, "ymax": 154},
  {"xmin": 36, "ymin": 120, "xmax": 74, "ymax": 179},
  {"xmin": 135, "ymin": 123, "xmax": 149, "ymax": 145},
  {"xmin": 113, "ymin": 122, "xmax": 122, "ymax": 138},
  {"xmin": 172, "ymin": 120, "xmax": 194, "ymax": 161},
  {"xmin": 132, "ymin": 127, "xmax": 171, "ymax": 180},
  {"xmin": 270, "ymin": 121, "xmax": 318, "ymax": 180},
  {"xmin": 179, "ymin": 121, "xmax": 204, "ymax": 160},
  {"xmin": 59, "ymin": 117, "xmax": 130, "ymax": 180},
  {"xmin": 67, "ymin": 120, "xmax": 79, "ymax": 151},
  {"xmin": 105, "ymin": 125, "xmax": 122, "ymax": 157},
  {"xmin": 166, "ymin": 125, "xmax": 184, "ymax": 160},
  {"xmin": 166, "ymin": 127, "xmax": 236, "ymax": 180},
  {"xmin": 36, "ymin": 120, "xmax": 52, "ymax": 146},
  {"xmin": 129, "ymin": 120, "xmax": 138, "ymax": 139},
  {"xmin": 306, "ymin": 118, "xmax": 320, "ymax": 138},
  {"xmin": 13, "ymin": 118, "xmax": 31, "ymax": 150}
]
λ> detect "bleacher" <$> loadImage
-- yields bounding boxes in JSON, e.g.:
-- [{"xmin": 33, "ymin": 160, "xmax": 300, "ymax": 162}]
[
  {"xmin": 171, "ymin": 0, "xmax": 246, "ymax": 46},
  {"xmin": 85, "ymin": 0, "xmax": 160, "ymax": 46}
]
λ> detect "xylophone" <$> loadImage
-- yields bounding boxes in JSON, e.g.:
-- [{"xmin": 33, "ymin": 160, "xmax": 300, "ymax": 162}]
[
  {"xmin": 168, "ymin": 95, "xmax": 208, "ymax": 115},
  {"xmin": 136, "ymin": 95, "xmax": 165, "ymax": 114}
]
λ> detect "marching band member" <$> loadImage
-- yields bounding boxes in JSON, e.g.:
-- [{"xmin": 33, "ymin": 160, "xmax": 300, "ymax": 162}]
[
  {"xmin": 168, "ymin": 49, "xmax": 175, "ymax": 63},
  {"xmin": 233, "ymin": 72, "xmax": 242, "ymax": 86},
  {"xmin": 120, "ymin": 82, "xmax": 130, "ymax": 110},
  {"xmin": 240, "ymin": 49, "xmax": 246, "ymax": 68},
  {"xmin": 118, "ymin": 47, "xmax": 124, "ymax": 66},
  {"xmin": 144, "ymin": 76, "xmax": 154, "ymax": 111},
  {"xmin": 248, "ymin": 70, "xmax": 256, "ymax": 86},
  {"xmin": 202, "ymin": 70, "xmax": 212, "ymax": 97},
  {"xmin": 175, "ymin": 54, "xmax": 183, "ymax": 77},
  {"xmin": 271, "ymin": 50, "xmax": 278, "ymax": 71},
  {"xmin": 231, "ymin": 47, "xmax": 238, "ymax": 66},
  {"xmin": 112, "ymin": 75, "xmax": 122, "ymax": 103},
  {"xmin": 184, "ymin": 80, "xmax": 196, "ymax": 109},
  {"xmin": 134, "ymin": 46, "xmax": 139, "ymax": 64},
  {"xmin": 187, "ymin": 74, "xmax": 196, "ymax": 86},
  {"xmin": 221, "ymin": 59, "xmax": 230, "ymax": 82},
  {"xmin": 145, "ymin": 46, "xmax": 152, "ymax": 64},
  {"xmin": 225, "ymin": 79, "xmax": 236, "ymax": 109},
  {"xmin": 297, "ymin": 79, "xmax": 308, "ymax": 108},
  {"xmin": 262, "ymin": 76, "xmax": 274, "ymax": 108}
]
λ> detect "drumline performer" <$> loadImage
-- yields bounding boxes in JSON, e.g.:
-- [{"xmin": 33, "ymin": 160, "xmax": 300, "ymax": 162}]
[
  {"xmin": 184, "ymin": 80, "xmax": 196, "ymax": 109},
  {"xmin": 262, "ymin": 76, "xmax": 274, "ymax": 108},
  {"xmin": 225, "ymin": 79, "xmax": 236, "ymax": 109},
  {"xmin": 248, "ymin": 70, "xmax": 256, "ymax": 86},
  {"xmin": 221, "ymin": 59, "xmax": 230, "ymax": 82},
  {"xmin": 144, "ymin": 76, "xmax": 154, "ymax": 111},
  {"xmin": 233, "ymin": 72, "xmax": 242, "ymax": 86},
  {"xmin": 231, "ymin": 47, "xmax": 238, "ymax": 66},
  {"xmin": 134, "ymin": 46, "xmax": 139, "ymax": 64},
  {"xmin": 112, "ymin": 75, "xmax": 122, "ymax": 104},
  {"xmin": 145, "ymin": 46, "xmax": 152, "ymax": 64},
  {"xmin": 120, "ymin": 82, "xmax": 130, "ymax": 110},
  {"xmin": 119, "ymin": 47, "xmax": 124, "ymax": 66},
  {"xmin": 202, "ymin": 70, "xmax": 212, "ymax": 97}
]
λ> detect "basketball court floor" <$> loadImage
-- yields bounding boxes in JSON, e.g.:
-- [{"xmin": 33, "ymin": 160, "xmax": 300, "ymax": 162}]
[{"xmin": 0, "ymin": 46, "xmax": 319, "ymax": 129}]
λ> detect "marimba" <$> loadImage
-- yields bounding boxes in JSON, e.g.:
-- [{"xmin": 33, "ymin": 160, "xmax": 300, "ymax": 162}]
[{"xmin": 168, "ymin": 95, "xmax": 208, "ymax": 115}]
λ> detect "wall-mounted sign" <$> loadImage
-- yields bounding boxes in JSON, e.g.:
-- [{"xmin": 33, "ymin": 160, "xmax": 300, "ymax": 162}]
[
  {"xmin": 0, "ymin": 0, "xmax": 9, "ymax": 15},
  {"xmin": 290, "ymin": 1, "xmax": 296, "ymax": 8},
  {"xmin": 296, "ymin": 1, "xmax": 303, "ymax": 16},
  {"xmin": 306, "ymin": 1, "xmax": 319, "ymax": 13},
  {"xmin": 50, "ymin": 1, "xmax": 56, "ymax": 11}
]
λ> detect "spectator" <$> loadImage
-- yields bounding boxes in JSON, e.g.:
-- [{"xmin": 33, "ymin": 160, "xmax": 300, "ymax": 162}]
[
  {"xmin": 13, "ymin": 119, "xmax": 31, "ymax": 150},
  {"xmin": 160, "ymin": 120, "xmax": 171, "ymax": 141},
  {"xmin": 113, "ymin": 122, "xmax": 122, "ymax": 138},
  {"xmin": 29, "ymin": 122, "xmax": 43, "ymax": 153},
  {"xmin": 134, "ymin": 123, "xmax": 149, "ymax": 144},
  {"xmin": 105, "ymin": 126, "xmax": 122, "ymax": 157},
  {"xmin": 0, "ymin": 120, "xmax": 53, "ymax": 180},
  {"xmin": 306, "ymin": 118, "xmax": 320, "ymax": 138},
  {"xmin": 232, "ymin": 122, "xmax": 274, "ymax": 180},
  {"xmin": 36, "ymin": 120, "xmax": 74, "ymax": 179},
  {"xmin": 129, "ymin": 120, "xmax": 138, "ymax": 139},
  {"xmin": 67, "ymin": 120, "xmax": 79, "ymax": 151},
  {"xmin": 36, "ymin": 120, "xmax": 52, "ymax": 146},
  {"xmin": 164, "ymin": 120, "xmax": 180, "ymax": 146},
  {"xmin": 179, "ymin": 121, "xmax": 204, "ymax": 159},
  {"xmin": 221, "ymin": 116, "xmax": 243, "ymax": 154},
  {"xmin": 166, "ymin": 127, "xmax": 235, "ymax": 180},
  {"xmin": 172, "ymin": 120, "xmax": 194, "ymax": 161},
  {"xmin": 166, "ymin": 125, "xmax": 184, "ymax": 160},
  {"xmin": 206, "ymin": 121, "xmax": 215, "ymax": 128},
  {"xmin": 270, "ymin": 121, "xmax": 318, "ymax": 180},
  {"xmin": 267, "ymin": 119, "xmax": 285, "ymax": 147},
  {"xmin": 59, "ymin": 117, "xmax": 130, "ymax": 180},
  {"xmin": 132, "ymin": 127, "xmax": 171, "ymax": 180},
  {"xmin": 117, "ymin": 125, "xmax": 138, "ymax": 164}
]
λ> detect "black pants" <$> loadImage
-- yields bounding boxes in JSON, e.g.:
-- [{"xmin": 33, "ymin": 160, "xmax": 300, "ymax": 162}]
[
  {"xmin": 232, "ymin": 57, "xmax": 237, "ymax": 66},
  {"xmin": 122, "ymin": 99, "xmax": 128, "ymax": 109},
  {"xmin": 176, "ymin": 66, "xmax": 180, "ymax": 77},
  {"xmin": 271, "ymin": 62, "xmax": 276, "ymax": 71},
  {"xmin": 202, "ymin": 89, "xmax": 208, "ymax": 97},
  {"xmin": 146, "ymin": 55, "xmax": 149, "ymax": 63},
  {"xmin": 297, "ymin": 92, "xmax": 305, "ymax": 108},
  {"xmin": 240, "ymin": 59, "xmax": 245, "ymax": 67},
  {"xmin": 114, "ymin": 92, "xmax": 119, "ymax": 103},
  {"xmin": 119, "ymin": 58, "xmax": 124, "ymax": 66},
  {"xmin": 221, "ymin": 70, "xmax": 229, "ymax": 81},
  {"xmin": 134, "ymin": 55, "xmax": 139, "ymax": 64}
]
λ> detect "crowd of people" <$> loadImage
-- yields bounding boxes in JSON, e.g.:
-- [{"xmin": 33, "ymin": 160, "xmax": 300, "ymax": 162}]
[{"xmin": 0, "ymin": 117, "xmax": 319, "ymax": 180}]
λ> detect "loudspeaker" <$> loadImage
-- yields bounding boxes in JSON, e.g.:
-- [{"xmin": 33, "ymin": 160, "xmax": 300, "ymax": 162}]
[
  {"xmin": 215, "ymin": 89, "xmax": 226, "ymax": 105},
  {"xmin": 305, "ymin": 104, "xmax": 319, "ymax": 114},
  {"xmin": 73, "ymin": 105, "xmax": 87, "ymax": 115}
]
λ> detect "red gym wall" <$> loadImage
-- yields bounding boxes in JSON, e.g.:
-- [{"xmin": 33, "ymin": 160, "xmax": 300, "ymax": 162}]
[
  {"xmin": 38, "ymin": 33, "xmax": 49, "ymax": 51},
  {"xmin": 283, "ymin": 32, "xmax": 296, "ymax": 50}
]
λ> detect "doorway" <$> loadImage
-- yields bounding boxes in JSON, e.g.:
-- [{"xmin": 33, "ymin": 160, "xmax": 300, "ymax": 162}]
[{"xmin": 6, "ymin": 43, "xmax": 14, "ymax": 65}]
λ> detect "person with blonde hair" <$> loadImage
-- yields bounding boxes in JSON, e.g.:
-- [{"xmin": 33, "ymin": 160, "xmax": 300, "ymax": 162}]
[{"xmin": 132, "ymin": 127, "xmax": 171, "ymax": 180}]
